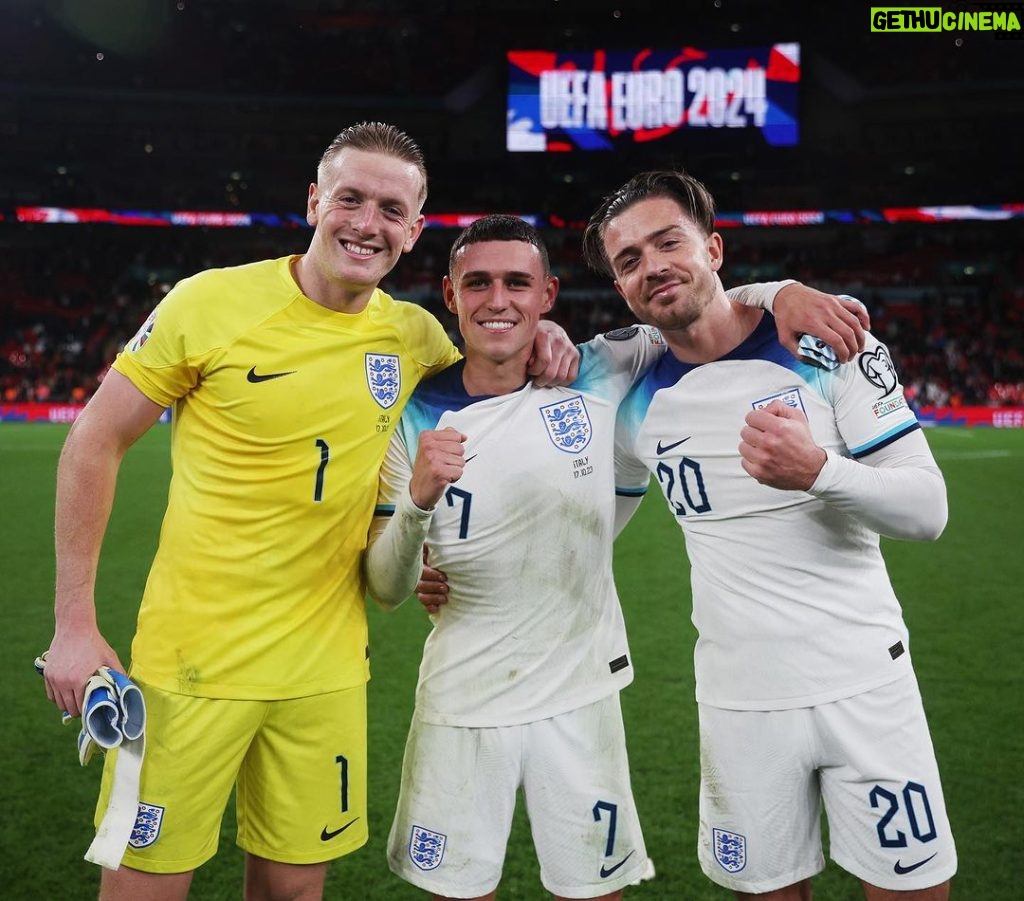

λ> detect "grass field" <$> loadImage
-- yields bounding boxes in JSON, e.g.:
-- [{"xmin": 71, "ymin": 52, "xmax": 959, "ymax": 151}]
[{"xmin": 2, "ymin": 424, "xmax": 1022, "ymax": 899}]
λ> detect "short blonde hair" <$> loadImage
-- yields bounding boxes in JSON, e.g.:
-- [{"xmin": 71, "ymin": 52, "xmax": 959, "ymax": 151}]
[{"xmin": 318, "ymin": 121, "xmax": 427, "ymax": 205}]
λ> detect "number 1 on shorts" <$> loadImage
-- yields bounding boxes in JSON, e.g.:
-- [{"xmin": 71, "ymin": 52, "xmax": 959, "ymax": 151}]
[{"xmin": 335, "ymin": 753, "xmax": 349, "ymax": 812}]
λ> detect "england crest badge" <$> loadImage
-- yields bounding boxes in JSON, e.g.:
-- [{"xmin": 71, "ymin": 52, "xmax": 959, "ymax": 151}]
[
  {"xmin": 409, "ymin": 824, "xmax": 447, "ymax": 871},
  {"xmin": 128, "ymin": 802, "xmax": 165, "ymax": 849},
  {"xmin": 539, "ymin": 394, "xmax": 592, "ymax": 453},
  {"xmin": 713, "ymin": 827, "xmax": 747, "ymax": 873},
  {"xmin": 751, "ymin": 387, "xmax": 805, "ymax": 415},
  {"xmin": 365, "ymin": 353, "xmax": 400, "ymax": 409}
]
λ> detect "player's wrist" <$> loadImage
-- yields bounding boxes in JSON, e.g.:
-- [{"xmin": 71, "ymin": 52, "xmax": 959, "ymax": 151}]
[
  {"xmin": 748, "ymin": 279, "xmax": 798, "ymax": 313},
  {"xmin": 808, "ymin": 447, "xmax": 828, "ymax": 488},
  {"xmin": 52, "ymin": 601, "xmax": 99, "ymax": 632},
  {"xmin": 806, "ymin": 447, "xmax": 835, "ymax": 494},
  {"xmin": 403, "ymin": 485, "xmax": 437, "ymax": 516}
]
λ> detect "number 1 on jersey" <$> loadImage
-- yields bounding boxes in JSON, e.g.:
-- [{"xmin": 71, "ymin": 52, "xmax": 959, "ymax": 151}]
[{"xmin": 314, "ymin": 439, "xmax": 330, "ymax": 502}]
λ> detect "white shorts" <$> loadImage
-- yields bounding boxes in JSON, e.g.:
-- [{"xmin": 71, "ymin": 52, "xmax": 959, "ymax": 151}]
[
  {"xmin": 697, "ymin": 673, "xmax": 957, "ymax": 893},
  {"xmin": 387, "ymin": 694, "xmax": 648, "ymax": 899}
]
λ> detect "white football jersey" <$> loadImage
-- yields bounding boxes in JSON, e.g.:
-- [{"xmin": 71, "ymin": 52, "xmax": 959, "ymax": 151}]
[
  {"xmin": 375, "ymin": 326, "xmax": 665, "ymax": 727},
  {"xmin": 615, "ymin": 314, "xmax": 921, "ymax": 710}
]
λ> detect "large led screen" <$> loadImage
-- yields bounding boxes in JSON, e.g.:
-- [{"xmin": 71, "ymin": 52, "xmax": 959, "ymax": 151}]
[{"xmin": 507, "ymin": 44, "xmax": 799, "ymax": 151}]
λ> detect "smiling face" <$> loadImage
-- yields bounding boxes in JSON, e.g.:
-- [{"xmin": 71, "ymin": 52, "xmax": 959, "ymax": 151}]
[
  {"xmin": 602, "ymin": 195, "xmax": 724, "ymax": 334},
  {"xmin": 444, "ymin": 239, "xmax": 557, "ymax": 376},
  {"xmin": 299, "ymin": 147, "xmax": 426, "ymax": 311}
]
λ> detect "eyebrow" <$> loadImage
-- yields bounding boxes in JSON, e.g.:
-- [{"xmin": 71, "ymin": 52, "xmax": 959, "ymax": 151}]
[
  {"xmin": 611, "ymin": 224, "xmax": 681, "ymax": 269},
  {"xmin": 329, "ymin": 184, "xmax": 410, "ymax": 212},
  {"xmin": 459, "ymin": 269, "xmax": 535, "ymax": 282}
]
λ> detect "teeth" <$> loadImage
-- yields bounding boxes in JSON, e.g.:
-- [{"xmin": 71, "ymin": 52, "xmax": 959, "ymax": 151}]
[
  {"xmin": 343, "ymin": 242, "xmax": 376, "ymax": 256},
  {"xmin": 481, "ymin": 321, "xmax": 515, "ymax": 331}
]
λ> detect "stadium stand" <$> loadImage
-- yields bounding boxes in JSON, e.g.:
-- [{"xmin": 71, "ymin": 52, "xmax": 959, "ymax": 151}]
[
  {"xmin": 2, "ymin": 220, "xmax": 1021, "ymax": 408},
  {"xmin": 1, "ymin": 0, "xmax": 1021, "ymax": 410}
]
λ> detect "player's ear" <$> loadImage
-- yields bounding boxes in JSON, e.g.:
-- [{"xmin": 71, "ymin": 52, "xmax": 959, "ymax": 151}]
[
  {"xmin": 442, "ymin": 275, "xmax": 458, "ymax": 314},
  {"xmin": 707, "ymin": 232, "xmax": 724, "ymax": 271},
  {"xmin": 403, "ymin": 214, "xmax": 426, "ymax": 253},
  {"xmin": 541, "ymin": 276, "xmax": 559, "ymax": 313},
  {"xmin": 305, "ymin": 183, "xmax": 319, "ymax": 227}
]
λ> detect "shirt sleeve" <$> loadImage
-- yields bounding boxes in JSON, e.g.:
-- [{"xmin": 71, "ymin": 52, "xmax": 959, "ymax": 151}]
[
  {"xmin": 725, "ymin": 280, "xmax": 797, "ymax": 314},
  {"xmin": 111, "ymin": 282, "xmax": 203, "ymax": 406},
  {"xmin": 603, "ymin": 324, "xmax": 667, "ymax": 385},
  {"xmin": 808, "ymin": 334, "xmax": 947, "ymax": 541},
  {"xmin": 365, "ymin": 428, "xmax": 432, "ymax": 609},
  {"xmin": 614, "ymin": 416, "xmax": 651, "ymax": 515},
  {"xmin": 577, "ymin": 325, "xmax": 667, "ymax": 400},
  {"xmin": 613, "ymin": 493, "xmax": 645, "ymax": 539},
  {"xmin": 404, "ymin": 303, "xmax": 462, "ymax": 380},
  {"xmin": 808, "ymin": 432, "xmax": 947, "ymax": 541}
]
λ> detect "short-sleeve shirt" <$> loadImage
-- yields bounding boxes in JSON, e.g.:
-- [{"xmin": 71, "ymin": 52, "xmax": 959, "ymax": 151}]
[{"xmin": 113, "ymin": 255, "xmax": 460, "ymax": 699}]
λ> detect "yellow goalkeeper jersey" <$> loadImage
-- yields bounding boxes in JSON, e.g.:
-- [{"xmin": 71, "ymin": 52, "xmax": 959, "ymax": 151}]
[{"xmin": 112, "ymin": 255, "xmax": 460, "ymax": 699}]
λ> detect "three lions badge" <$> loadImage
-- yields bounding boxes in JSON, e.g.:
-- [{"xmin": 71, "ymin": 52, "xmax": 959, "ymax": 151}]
[
  {"xmin": 409, "ymin": 825, "xmax": 447, "ymax": 871},
  {"xmin": 540, "ymin": 394, "xmax": 592, "ymax": 453},
  {"xmin": 366, "ymin": 353, "xmax": 400, "ymax": 409}
]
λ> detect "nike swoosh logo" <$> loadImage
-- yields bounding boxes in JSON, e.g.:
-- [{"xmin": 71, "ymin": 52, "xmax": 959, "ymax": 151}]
[
  {"xmin": 656, "ymin": 437, "xmax": 690, "ymax": 455},
  {"xmin": 894, "ymin": 852, "xmax": 937, "ymax": 875},
  {"xmin": 600, "ymin": 849, "xmax": 635, "ymax": 878},
  {"xmin": 247, "ymin": 366, "xmax": 297, "ymax": 383},
  {"xmin": 320, "ymin": 818, "xmax": 359, "ymax": 842}
]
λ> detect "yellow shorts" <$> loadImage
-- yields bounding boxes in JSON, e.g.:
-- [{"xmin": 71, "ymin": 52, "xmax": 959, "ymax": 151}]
[{"xmin": 95, "ymin": 680, "xmax": 368, "ymax": 873}]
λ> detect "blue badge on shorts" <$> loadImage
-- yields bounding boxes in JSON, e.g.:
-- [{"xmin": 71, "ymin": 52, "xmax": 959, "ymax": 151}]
[
  {"xmin": 409, "ymin": 824, "xmax": 446, "ymax": 871},
  {"xmin": 128, "ymin": 802, "xmax": 165, "ymax": 849},
  {"xmin": 540, "ymin": 394, "xmax": 592, "ymax": 453},
  {"xmin": 713, "ymin": 827, "xmax": 747, "ymax": 873},
  {"xmin": 366, "ymin": 353, "xmax": 401, "ymax": 409}
]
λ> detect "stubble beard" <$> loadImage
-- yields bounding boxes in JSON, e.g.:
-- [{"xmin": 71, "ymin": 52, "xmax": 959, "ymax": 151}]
[{"xmin": 637, "ymin": 279, "xmax": 712, "ymax": 333}]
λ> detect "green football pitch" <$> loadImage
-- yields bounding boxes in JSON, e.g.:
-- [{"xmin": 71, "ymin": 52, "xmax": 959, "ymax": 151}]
[{"xmin": 2, "ymin": 424, "xmax": 1021, "ymax": 899}]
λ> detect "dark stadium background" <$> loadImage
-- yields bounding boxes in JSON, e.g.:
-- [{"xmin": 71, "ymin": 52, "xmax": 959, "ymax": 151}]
[
  {"xmin": 1, "ymin": 0, "xmax": 1022, "ymax": 409},
  {"xmin": 2, "ymin": 0, "xmax": 1021, "ymax": 414},
  {"xmin": 2, "ymin": 2, "xmax": 1022, "ymax": 899}
]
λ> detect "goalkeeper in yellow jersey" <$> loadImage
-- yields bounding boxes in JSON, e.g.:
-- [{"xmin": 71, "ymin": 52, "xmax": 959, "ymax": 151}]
[{"xmin": 39, "ymin": 122, "xmax": 579, "ymax": 901}]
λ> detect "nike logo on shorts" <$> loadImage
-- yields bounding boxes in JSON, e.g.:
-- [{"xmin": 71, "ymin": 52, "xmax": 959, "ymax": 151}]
[
  {"xmin": 320, "ymin": 817, "xmax": 359, "ymax": 842},
  {"xmin": 894, "ymin": 852, "xmax": 937, "ymax": 875},
  {"xmin": 247, "ymin": 366, "xmax": 297, "ymax": 383},
  {"xmin": 600, "ymin": 849, "xmax": 635, "ymax": 878},
  {"xmin": 656, "ymin": 437, "xmax": 690, "ymax": 455}
]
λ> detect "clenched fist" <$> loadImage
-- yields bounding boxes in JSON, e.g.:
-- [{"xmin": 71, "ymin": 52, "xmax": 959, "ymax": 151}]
[
  {"xmin": 409, "ymin": 427, "xmax": 467, "ymax": 510},
  {"xmin": 739, "ymin": 401, "xmax": 827, "ymax": 491}
]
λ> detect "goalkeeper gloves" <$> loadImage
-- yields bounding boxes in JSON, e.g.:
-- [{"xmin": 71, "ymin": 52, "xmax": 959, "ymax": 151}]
[{"xmin": 34, "ymin": 654, "xmax": 146, "ymax": 766}]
